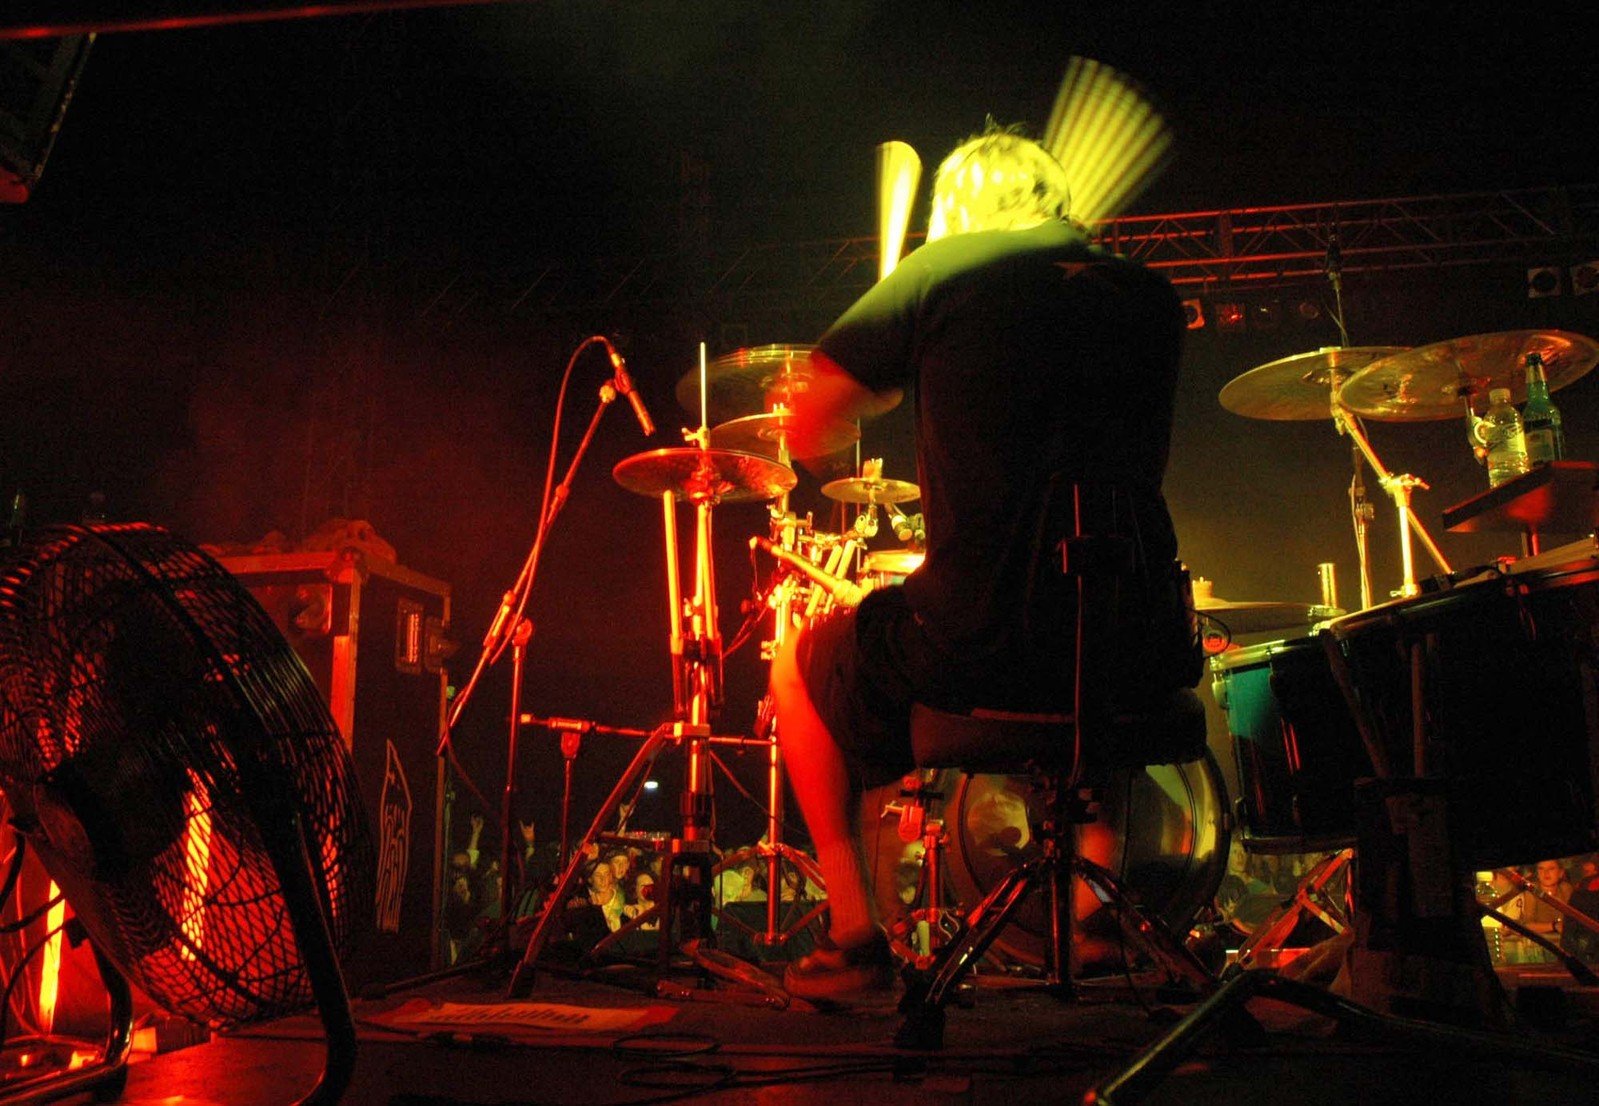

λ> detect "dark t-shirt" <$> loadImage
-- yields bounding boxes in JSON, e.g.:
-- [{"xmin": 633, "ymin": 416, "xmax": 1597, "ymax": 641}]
[{"xmin": 816, "ymin": 220, "xmax": 1189, "ymax": 680}]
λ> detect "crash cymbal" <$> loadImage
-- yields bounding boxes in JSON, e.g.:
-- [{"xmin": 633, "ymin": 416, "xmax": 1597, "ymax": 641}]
[
  {"xmin": 1196, "ymin": 597, "xmax": 1344, "ymax": 634},
  {"xmin": 1219, "ymin": 347, "xmax": 1408, "ymax": 420},
  {"xmin": 675, "ymin": 344, "xmax": 817, "ymax": 421},
  {"xmin": 820, "ymin": 475, "xmax": 921, "ymax": 504},
  {"xmin": 708, "ymin": 411, "xmax": 860, "ymax": 460},
  {"xmin": 1338, "ymin": 330, "xmax": 1599, "ymax": 421},
  {"xmin": 613, "ymin": 447, "xmax": 797, "ymax": 504}
]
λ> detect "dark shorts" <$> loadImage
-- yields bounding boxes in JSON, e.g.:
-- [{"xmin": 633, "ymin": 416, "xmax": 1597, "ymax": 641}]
[{"xmin": 795, "ymin": 587, "xmax": 954, "ymax": 791}]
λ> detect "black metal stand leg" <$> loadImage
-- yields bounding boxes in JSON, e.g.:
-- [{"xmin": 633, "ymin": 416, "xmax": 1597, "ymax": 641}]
[
  {"xmin": 261, "ymin": 809, "xmax": 359, "ymax": 1106},
  {"xmin": 895, "ymin": 857, "xmax": 1045, "ymax": 1049},
  {"xmin": 1084, "ymin": 969, "xmax": 1599, "ymax": 1106},
  {"xmin": 508, "ymin": 727, "xmax": 669, "ymax": 997},
  {"xmin": 1073, "ymin": 856, "xmax": 1213, "ymax": 990}
]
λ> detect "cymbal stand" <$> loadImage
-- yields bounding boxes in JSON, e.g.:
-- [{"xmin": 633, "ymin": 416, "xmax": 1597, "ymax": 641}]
[
  {"xmin": 1331, "ymin": 402, "xmax": 1451, "ymax": 601},
  {"xmin": 1348, "ymin": 441, "xmax": 1377, "ymax": 611}
]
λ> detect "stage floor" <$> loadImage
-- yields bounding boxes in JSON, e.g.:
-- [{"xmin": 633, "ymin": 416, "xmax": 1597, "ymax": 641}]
[{"xmin": 102, "ymin": 962, "xmax": 1599, "ymax": 1106}]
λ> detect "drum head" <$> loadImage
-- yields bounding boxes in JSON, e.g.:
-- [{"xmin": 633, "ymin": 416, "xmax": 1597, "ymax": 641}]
[{"xmin": 861, "ymin": 752, "xmax": 1229, "ymax": 967}]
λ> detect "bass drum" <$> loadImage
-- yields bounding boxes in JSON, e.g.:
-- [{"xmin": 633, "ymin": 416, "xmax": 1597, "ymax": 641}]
[{"xmin": 861, "ymin": 750, "xmax": 1229, "ymax": 967}]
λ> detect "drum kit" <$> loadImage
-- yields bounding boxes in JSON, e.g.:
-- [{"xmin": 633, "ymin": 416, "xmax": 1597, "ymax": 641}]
[{"xmin": 512, "ymin": 324, "xmax": 1599, "ymax": 1000}]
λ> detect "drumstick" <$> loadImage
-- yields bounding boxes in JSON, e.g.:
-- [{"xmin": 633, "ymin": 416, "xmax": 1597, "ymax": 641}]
[
  {"xmin": 1318, "ymin": 630, "xmax": 1391, "ymax": 779},
  {"xmin": 1043, "ymin": 56, "xmax": 1173, "ymax": 227},
  {"xmin": 876, "ymin": 140, "xmax": 921, "ymax": 281}
]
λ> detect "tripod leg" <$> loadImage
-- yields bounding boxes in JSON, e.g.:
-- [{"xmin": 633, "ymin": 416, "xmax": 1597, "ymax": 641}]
[
  {"xmin": 895, "ymin": 858, "xmax": 1043, "ymax": 1049},
  {"xmin": 508, "ymin": 727, "xmax": 669, "ymax": 997},
  {"xmin": 1074, "ymin": 856, "xmax": 1213, "ymax": 989}
]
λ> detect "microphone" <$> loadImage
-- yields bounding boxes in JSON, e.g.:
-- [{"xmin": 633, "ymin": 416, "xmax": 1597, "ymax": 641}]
[{"xmin": 603, "ymin": 339, "xmax": 655, "ymax": 437}]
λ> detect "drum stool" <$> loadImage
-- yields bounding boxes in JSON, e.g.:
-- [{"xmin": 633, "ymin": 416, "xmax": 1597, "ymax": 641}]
[
  {"xmin": 894, "ymin": 692, "xmax": 1215, "ymax": 1048},
  {"xmin": 893, "ymin": 475, "xmax": 1216, "ymax": 1049}
]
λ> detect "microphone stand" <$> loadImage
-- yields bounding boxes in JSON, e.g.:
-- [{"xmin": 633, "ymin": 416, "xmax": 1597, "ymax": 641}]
[{"xmin": 443, "ymin": 372, "xmax": 625, "ymax": 967}]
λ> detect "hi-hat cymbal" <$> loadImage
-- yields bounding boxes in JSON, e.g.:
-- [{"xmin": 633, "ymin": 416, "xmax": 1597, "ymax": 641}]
[
  {"xmin": 613, "ymin": 447, "xmax": 797, "ymax": 503},
  {"xmin": 820, "ymin": 476, "xmax": 921, "ymax": 504},
  {"xmin": 1219, "ymin": 347, "xmax": 1408, "ymax": 420},
  {"xmin": 708, "ymin": 411, "xmax": 860, "ymax": 460},
  {"xmin": 1338, "ymin": 330, "xmax": 1599, "ymax": 421},
  {"xmin": 675, "ymin": 344, "xmax": 816, "ymax": 422}
]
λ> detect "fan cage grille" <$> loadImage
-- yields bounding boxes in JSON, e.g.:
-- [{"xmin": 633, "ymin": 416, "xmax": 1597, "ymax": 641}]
[{"xmin": 0, "ymin": 523, "xmax": 374, "ymax": 1028}]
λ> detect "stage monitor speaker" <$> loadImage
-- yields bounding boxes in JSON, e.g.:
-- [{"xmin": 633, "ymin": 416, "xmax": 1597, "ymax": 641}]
[{"xmin": 218, "ymin": 549, "xmax": 452, "ymax": 986}]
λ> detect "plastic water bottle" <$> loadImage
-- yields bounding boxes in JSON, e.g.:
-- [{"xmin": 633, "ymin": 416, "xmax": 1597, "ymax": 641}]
[
  {"xmin": 1521, "ymin": 352, "xmax": 1565, "ymax": 464},
  {"xmin": 1482, "ymin": 387, "xmax": 1529, "ymax": 487}
]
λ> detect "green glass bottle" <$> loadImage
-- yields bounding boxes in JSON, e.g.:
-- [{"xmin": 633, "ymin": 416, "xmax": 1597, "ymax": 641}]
[{"xmin": 1522, "ymin": 352, "xmax": 1565, "ymax": 464}]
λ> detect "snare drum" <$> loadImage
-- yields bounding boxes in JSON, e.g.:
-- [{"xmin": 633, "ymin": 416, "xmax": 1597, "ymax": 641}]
[
  {"xmin": 861, "ymin": 549, "xmax": 924, "ymax": 590},
  {"xmin": 1328, "ymin": 562, "xmax": 1599, "ymax": 868},
  {"xmin": 1210, "ymin": 635, "xmax": 1371, "ymax": 853}
]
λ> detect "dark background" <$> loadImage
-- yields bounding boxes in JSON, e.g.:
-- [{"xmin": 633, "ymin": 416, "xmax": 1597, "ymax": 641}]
[{"xmin": 3, "ymin": 2, "xmax": 1597, "ymax": 850}]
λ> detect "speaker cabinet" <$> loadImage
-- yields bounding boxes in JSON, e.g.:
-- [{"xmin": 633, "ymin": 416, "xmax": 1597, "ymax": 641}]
[{"xmin": 218, "ymin": 550, "xmax": 451, "ymax": 985}]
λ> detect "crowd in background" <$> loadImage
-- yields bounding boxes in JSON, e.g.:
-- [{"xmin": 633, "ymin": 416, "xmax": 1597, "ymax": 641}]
[{"xmin": 439, "ymin": 812, "xmax": 823, "ymax": 965}]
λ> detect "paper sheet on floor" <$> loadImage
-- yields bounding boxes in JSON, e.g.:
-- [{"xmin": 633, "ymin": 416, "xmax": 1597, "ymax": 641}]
[{"xmin": 375, "ymin": 998, "xmax": 675, "ymax": 1035}]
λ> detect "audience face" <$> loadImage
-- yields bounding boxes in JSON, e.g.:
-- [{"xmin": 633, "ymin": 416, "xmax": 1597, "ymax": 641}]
[
  {"xmin": 1537, "ymin": 860, "xmax": 1567, "ymax": 890},
  {"xmin": 588, "ymin": 861, "xmax": 616, "ymax": 899}
]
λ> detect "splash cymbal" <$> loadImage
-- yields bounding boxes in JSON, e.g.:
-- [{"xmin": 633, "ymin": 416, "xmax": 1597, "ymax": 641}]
[
  {"xmin": 708, "ymin": 411, "xmax": 860, "ymax": 460},
  {"xmin": 675, "ymin": 344, "xmax": 817, "ymax": 422},
  {"xmin": 1219, "ymin": 347, "xmax": 1408, "ymax": 420},
  {"xmin": 613, "ymin": 447, "xmax": 797, "ymax": 504},
  {"xmin": 1337, "ymin": 330, "xmax": 1599, "ymax": 421},
  {"xmin": 820, "ymin": 476, "xmax": 921, "ymax": 504}
]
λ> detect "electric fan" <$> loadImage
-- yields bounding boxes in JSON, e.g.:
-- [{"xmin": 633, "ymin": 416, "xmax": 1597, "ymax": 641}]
[{"xmin": 0, "ymin": 523, "xmax": 374, "ymax": 1104}]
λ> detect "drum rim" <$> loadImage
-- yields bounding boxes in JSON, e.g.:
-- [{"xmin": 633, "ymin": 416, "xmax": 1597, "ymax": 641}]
[
  {"xmin": 1329, "ymin": 562, "xmax": 1599, "ymax": 636},
  {"xmin": 1208, "ymin": 633, "xmax": 1323, "ymax": 669}
]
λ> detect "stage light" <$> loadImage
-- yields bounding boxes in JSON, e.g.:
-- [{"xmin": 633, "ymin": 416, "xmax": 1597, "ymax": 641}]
[
  {"xmin": 1215, "ymin": 302, "xmax": 1246, "ymax": 333},
  {"xmin": 1249, "ymin": 301, "xmax": 1281, "ymax": 331},
  {"xmin": 1181, "ymin": 299, "xmax": 1205, "ymax": 330},
  {"xmin": 643, "ymin": 780, "xmax": 660, "ymax": 792},
  {"xmin": 1527, "ymin": 266, "xmax": 1561, "ymax": 298},
  {"xmin": 1296, "ymin": 299, "xmax": 1322, "ymax": 322},
  {"xmin": 1571, "ymin": 261, "xmax": 1599, "ymax": 296}
]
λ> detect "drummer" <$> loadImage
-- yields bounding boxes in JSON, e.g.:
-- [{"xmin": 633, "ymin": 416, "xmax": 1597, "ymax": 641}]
[{"xmin": 770, "ymin": 125, "xmax": 1200, "ymax": 1002}]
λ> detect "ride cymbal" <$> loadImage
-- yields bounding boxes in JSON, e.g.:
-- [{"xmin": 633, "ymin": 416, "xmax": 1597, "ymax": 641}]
[
  {"xmin": 708, "ymin": 411, "xmax": 860, "ymax": 460},
  {"xmin": 613, "ymin": 447, "xmax": 797, "ymax": 504},
  {"xmin": 675, "ymin": 344, "xmax": 816, "ymax": 422},
  {"xmin": 1219, "ymin": 347, "xmax": 1408, "ymax": 421},
  {"xmin": 1338, "ymin": 330, "xmax": 1599, "ymax": 421}
]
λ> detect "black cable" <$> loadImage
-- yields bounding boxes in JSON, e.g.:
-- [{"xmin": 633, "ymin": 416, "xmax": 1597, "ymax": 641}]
[
  {"xmin": 0, "ymin": 918, "xmax": 67, "ymax": 1050},
  {"xmin": 0, "ymin": 891, "xmax": 64, "ymax": 935},
  {"xmin": 706, "ymin": 749, "xmax": 809, "ymax": 843}
]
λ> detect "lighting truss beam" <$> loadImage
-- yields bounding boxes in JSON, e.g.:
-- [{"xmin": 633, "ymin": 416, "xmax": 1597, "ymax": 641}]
[{"xmin": 413, "ymin": 186, "xmax": 1599, "ymax": 325}]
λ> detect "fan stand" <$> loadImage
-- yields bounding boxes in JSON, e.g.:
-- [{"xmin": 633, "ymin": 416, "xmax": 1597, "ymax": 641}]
[{"xmin": 250, "ymin": 796, "xmax": 362, "ymax": 1106}]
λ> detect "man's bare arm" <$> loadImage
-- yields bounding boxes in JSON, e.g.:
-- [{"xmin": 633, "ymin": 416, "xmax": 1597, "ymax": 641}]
[{"xmin": 789, "ymin": 349, "xmax": 903, "ymax": 461}]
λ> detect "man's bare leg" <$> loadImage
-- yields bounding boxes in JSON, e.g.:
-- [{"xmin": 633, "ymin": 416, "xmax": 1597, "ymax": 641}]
[{"xmin": 770, "ymin": 631, "xmax": 876, "ymax": 948}]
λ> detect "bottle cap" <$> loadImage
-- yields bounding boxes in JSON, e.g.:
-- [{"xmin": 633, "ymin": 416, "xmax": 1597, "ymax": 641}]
[{"xmin": 1489, "ymin": 387, "xmax": 1511, "ymax": 405}]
